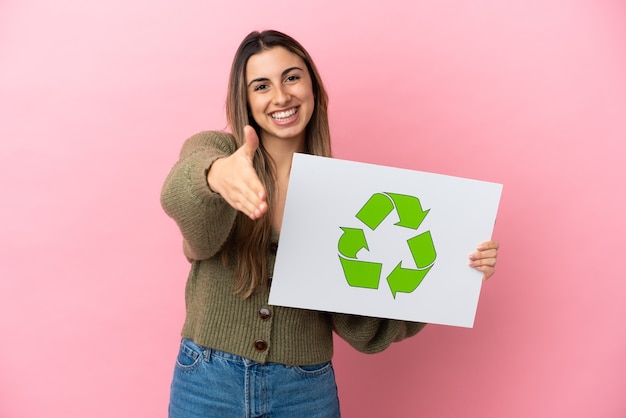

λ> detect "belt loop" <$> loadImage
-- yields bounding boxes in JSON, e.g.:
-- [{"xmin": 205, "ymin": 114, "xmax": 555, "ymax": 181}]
[{"xmin": 203, "ymin": 347, "xmax": 212, "ymax": 363}]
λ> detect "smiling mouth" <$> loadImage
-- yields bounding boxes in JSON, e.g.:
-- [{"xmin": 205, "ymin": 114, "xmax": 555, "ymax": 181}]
[{"xmin": 270, "ymin": 107, "xmax": 299, "ymax": 121}]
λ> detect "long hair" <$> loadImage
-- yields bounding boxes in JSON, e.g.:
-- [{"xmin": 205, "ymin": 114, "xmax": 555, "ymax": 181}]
[{"xmin": 224, "ymin": 30, "xmax": 332, "ymax": 298}]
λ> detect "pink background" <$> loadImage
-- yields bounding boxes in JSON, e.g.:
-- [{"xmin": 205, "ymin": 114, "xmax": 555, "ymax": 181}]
[{"xmin": 1, "ymin": 1, "xmax": 624, "ymax": 417}]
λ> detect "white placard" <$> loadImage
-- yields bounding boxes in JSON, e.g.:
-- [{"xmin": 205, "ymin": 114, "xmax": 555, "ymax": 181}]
[{"xmin": 268, "ymin": 154, "xmax": 502, "ymax": 328}]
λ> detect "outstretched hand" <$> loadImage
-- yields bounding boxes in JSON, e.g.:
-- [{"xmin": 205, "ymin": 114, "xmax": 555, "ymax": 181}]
[
  {"xmin": 207, "ymin": 126, "xmax": 268, "ymax": 220},
  {"xmin": 469, "ymin": 240, "xmax": 499, "ymax": 281}
]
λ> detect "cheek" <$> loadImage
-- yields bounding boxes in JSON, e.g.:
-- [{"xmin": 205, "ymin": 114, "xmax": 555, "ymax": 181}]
[
  {"xmin": 304, "ymin": 89, "xmax": 315, "ymax": 114},
  {"xmin": 248, "ymin": 98, "xmax": 265, "ymax": 116},
  {"xmin": 304, "ymin": 85, "xmax": 315, "ymax": 107}
]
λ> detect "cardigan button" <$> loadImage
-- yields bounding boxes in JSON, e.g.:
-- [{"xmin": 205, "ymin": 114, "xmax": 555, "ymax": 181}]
[
  {"xmin": 258, "ymin": 307, "xmax": 271, "ymax": 320},
  {"xmin": 254, "ymin": 339, "xmax": 268, "ymax": 352}
]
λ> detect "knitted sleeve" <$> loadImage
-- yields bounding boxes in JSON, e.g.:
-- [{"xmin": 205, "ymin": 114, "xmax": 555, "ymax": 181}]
[
  {"xmin": 160, "ymin": 131, "xmax": 238, "ymax": 260},
  {"xmin": 331, "ymin": 313, "xmax": 427, "ymax": 354}
]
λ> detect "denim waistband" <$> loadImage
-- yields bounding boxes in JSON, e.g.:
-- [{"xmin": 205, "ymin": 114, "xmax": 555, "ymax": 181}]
[
  {"xmin": 181, "ymin": 338, "xmax": 258, "ymax": 366},
  {"xmin": 208, "ymin": 346, "xmax": 250, "ymax": 363}
]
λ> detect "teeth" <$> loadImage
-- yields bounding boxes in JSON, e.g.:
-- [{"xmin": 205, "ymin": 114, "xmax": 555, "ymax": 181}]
[{"xmin": 271, "ymin": 108, "xmax": 297, "ymax": 120}]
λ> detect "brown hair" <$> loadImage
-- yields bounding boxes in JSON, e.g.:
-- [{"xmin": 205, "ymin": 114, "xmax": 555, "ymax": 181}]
[{"xmin": 224, "ymin": 30, "xmax": 332, "ymax": 298}]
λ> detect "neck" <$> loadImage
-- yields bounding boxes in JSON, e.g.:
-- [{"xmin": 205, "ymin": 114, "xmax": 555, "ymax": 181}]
[{"xmin": 262, "ymin": 135, "xmax": 305, "ymax": 179}]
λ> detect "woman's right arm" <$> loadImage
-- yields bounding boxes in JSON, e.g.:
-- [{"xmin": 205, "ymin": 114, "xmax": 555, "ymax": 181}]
[{"xmin": 160, "ymin": 131, "xmax": 238, "ymax": 260}]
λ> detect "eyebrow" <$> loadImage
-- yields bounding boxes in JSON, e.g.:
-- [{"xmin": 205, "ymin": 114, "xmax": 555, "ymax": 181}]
[{"xmin": 247, "ymin": 66, "xmax": 304, "ymax": 88}]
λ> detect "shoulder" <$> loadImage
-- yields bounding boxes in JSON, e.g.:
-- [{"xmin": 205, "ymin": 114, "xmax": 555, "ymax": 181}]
[{"xmin": 179, "ymin": 130, "xmax": 237, "ymax": 158}]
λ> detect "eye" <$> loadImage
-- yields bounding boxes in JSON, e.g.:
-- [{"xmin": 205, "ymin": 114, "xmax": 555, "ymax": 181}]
[
  {"xmin": 285, "ymin": 74, "xmax": 300, "ymax": 83},
  {"xmin": 254, "ymin": 83, "xmax": 269, "ymax": 92}
]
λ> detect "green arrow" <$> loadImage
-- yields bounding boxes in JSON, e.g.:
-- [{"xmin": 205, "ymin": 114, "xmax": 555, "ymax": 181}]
[
  {"xmin": 355, "ymin": 193, "xmax": 394, "ymax": 230},
  {"xmin": 386, "ymin": 262, "xmax": 432, "ymax": 298},
  {"xmin": 339, "ymin": 255, "xmax": 382, "ymax": 289},
  {"xmin": 407, "ymin": 231, "xmax": 436, "ymax": 268},
  {"xmin": 387, "ymin": 193, "xmax": 430, "ymax": 229},
  {"xmin": 338, "ymin": 227, "xmax": 369, "ymax": 258}
]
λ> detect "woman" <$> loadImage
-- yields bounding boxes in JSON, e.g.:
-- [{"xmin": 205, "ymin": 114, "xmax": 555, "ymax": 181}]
[{"xmin": 161, "ymin": 29, "xmax": 499, "ymax": 418}]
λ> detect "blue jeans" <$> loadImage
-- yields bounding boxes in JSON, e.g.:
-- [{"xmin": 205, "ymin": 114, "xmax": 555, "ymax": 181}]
[{"xmin": 168, "ymin": 339, "xmax": 341, "ymax": 418}]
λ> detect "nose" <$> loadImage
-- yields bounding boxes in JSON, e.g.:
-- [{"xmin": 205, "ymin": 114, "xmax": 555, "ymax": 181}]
[{"xmin": 273, "ymin": 86, "xmax": 291, "ymax": 106}]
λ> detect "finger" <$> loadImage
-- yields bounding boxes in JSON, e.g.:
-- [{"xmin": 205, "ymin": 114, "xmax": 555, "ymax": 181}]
[
  {"xmin": 469, "ymin": 248, "xmax": 498, "ymax": 261},
  {"xmin": 469, "ymin": 256, "xmax": 497, "ymax": 268},
  {"xmin": 251, "ymin": 201, "xmax": 268, "ymax": 219},
  {"xmin": 241, "ymin": 125, "xmax": 260, "ymax": 161},
  {"xmin": 239, "ymin": 197, "xmax": 267, "ymax": 220},
  {"xmin": 477, "ymin": 240, "xmax": 499, "ymax": 251},
  {"xmin": 226, "ymin": 187, "xmax": 268, "ymax": 220}
]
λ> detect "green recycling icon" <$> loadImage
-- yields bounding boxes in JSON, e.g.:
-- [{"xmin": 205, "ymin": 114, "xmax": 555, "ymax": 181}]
[{"xmin": 338, "ymin": 192, "xmax": 437, "ymax": 298}]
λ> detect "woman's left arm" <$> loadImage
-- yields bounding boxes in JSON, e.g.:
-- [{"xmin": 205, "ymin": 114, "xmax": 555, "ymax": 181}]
[{"xmin": 468, "ymin": 240, "xmax": 500, "ymax": 281}]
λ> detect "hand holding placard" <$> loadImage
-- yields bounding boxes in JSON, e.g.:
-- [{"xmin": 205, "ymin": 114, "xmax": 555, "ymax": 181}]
[{"xmin": 469, "ymin": 240, "xmax": 500, "ymax": 281}]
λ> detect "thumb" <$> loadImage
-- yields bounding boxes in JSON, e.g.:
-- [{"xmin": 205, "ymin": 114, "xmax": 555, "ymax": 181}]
[{"xmin": 241, "ymin": 125, "xmax": 259, "ymax": 160}]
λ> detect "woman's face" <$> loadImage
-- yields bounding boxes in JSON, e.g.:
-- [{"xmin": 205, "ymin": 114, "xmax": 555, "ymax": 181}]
[{"xmin": 245, "ymin": 46, "xmax": 314, "ymax": 146}]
